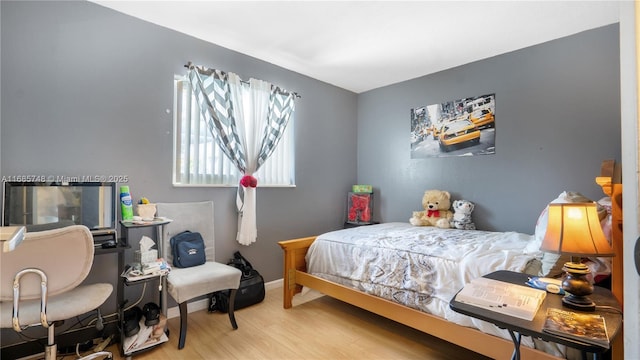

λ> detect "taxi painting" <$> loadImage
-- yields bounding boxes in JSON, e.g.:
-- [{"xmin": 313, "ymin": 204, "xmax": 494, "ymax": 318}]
[{"xmin": 410, "ymin": 93, "xmax": 496, "ymax": 158}]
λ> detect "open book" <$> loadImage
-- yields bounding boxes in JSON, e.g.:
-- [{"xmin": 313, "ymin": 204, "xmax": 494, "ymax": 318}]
[
  {"xmin": 455, "ymin": 277, "xmax": 547, "ymax": 321},
  {"xmin": 543, "ymin": 308, "xmax": 609, "ymax": 348}
]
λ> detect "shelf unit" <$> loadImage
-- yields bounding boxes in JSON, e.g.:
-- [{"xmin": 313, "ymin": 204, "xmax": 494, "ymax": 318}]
[{"xmin": 118, "ymin": 219, "xmax": 171, "ymax": 359}]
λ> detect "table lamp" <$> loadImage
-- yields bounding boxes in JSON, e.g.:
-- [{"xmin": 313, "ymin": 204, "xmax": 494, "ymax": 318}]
[{"xmin": 539, "ymin": 202, "xmax": 614, "ymax": 311}]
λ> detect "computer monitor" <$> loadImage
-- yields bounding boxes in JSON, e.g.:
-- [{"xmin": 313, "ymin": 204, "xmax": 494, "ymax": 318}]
[{"xmin": 2, "ymin": 181, "xmax": 117, "ymax": 242}]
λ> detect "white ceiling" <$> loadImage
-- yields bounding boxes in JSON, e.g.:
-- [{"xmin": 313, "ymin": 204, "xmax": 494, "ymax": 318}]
[{"xmin": 91, "ymin": 1, "xmax": 621, "ymax": 93}]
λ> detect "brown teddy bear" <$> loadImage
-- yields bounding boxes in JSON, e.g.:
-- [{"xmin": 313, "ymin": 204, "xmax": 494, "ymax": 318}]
[{"xmin": 409, "ymin": 189, "xmax": 453, "ymax": 228}]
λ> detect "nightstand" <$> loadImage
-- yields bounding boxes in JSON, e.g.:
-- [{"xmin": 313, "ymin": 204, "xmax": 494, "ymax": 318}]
[{"xmin": 450, "ymin": 270, "xmax": 622, "ymax": 360}]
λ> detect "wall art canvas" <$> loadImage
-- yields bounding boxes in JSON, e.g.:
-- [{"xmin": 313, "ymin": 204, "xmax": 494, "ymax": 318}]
[{"xmin": 410, "ymin": 93, "xmax": 495, "ymax": 158}]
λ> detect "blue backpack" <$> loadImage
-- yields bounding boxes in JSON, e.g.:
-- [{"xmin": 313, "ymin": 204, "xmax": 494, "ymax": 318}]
[{"xmin": 170, "ymin": 231, "xmax": 206, "ymax": 268}]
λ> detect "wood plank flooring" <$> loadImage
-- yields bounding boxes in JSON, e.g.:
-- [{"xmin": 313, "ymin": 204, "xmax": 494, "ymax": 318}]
[{"xmin": 102, "ymin": 286, "xmax": 488, "ymax": 360}]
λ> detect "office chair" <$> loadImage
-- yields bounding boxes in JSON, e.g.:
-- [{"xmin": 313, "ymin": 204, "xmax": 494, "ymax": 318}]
[
  {"xmin": 0, "ymin": 225, "xmax": 113, "ymax": 359},
  {"xmin": 156, "ymin": 201, "xmax": 242, "ymax": 349}
]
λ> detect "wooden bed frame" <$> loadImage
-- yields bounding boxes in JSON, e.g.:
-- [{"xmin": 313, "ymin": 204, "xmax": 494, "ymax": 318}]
[{"xmin": 279, "ymin": 160, "xmax": 623, "ymax": 360}]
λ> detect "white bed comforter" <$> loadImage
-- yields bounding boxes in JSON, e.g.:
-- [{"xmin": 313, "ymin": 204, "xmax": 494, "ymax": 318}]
[{"xmin": 306, "ymin": 222, "xmax": 552, "ymax": 351}]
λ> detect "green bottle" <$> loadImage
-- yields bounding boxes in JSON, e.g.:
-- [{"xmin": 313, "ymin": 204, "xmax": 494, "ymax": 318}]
[{"xmin": 120, "ymin": 186, "xmax": 134, "ymax": 221}]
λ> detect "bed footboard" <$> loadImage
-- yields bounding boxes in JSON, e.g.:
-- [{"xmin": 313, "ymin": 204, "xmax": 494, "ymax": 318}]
[{"xmin": 278, "ymin": 236, "xmax": 316, "ymax": 308}]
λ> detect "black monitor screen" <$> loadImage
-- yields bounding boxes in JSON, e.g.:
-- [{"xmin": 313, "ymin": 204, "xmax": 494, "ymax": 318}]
[{"xmin": 2, "ymin": 181, "xmax": 117, "ymax": 232}]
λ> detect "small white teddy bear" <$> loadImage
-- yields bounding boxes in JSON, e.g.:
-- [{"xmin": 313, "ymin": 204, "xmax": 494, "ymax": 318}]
[{"xmin": 451, "ymin": 200, "xmax": 476, "ymax": 230}]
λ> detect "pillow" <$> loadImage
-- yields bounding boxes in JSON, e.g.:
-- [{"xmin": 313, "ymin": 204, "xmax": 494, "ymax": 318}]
[
  {"xmin": 597, "ymin": 196, "xmax": 612, "ymax": 245},
  {"xmin": 591, "ymin": 196, "xmax": 613, "ymax": 283},
  {"xmin": 535, "ymin": 191, "xmax": 594, "ymax": 277}
]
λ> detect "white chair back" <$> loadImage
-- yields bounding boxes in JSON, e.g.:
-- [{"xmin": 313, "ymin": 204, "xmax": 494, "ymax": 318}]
[
  {"xmin": 156, "ymin": 201, "xmax": 216, "ymax": 264},
  {"xmin": 0, "ymin": 225, "xmax": 94, "ymax": 301}
]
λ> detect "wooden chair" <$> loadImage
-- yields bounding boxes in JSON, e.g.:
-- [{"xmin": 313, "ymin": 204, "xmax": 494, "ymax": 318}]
[{"xmin": 156, "ymin": 201, "xmax": 242, "ymax": 349}]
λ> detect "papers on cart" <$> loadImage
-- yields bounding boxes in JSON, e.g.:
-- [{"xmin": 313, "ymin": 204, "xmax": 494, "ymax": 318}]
[
  {"xmin": 123, "ymin": 315, "xmax": 168, "ymax": 354},
  {"xmin": 455, "ymin": 277, "xmax": 547, "ymax": 321},
  {"xmin": 121, "ymin": 259, "xmax": 170, "ymax": 282}
]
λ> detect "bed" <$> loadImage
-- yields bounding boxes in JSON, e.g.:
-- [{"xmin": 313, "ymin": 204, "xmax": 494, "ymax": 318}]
[{"xmin": 278, "ymin": 160, "xmax": 623, "ymax": 359}]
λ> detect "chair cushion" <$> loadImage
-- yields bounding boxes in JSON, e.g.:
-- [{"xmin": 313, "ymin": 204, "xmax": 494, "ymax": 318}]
[
  {"xmin": 0, "ymin": 283, "xmax": 112, "ymax": 328},
  {"xmin": 166, "ymin": 261, "xmax": 241, "ymax": 304}
]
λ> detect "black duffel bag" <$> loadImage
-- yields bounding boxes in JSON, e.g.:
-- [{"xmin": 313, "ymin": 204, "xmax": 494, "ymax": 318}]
[{"xmin": 209, "ymin": 251, "xmax": 265, "ymax": 313}]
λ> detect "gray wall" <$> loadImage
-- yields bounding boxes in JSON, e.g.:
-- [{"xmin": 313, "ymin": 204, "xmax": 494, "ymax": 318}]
[
  {"xmin": 0, "ymin": 0, "xmax": 623, "ymax": 349},
  {"xmin": 358, "ymin": 24, "xmax": 621, "ymax": 233},
  {"xmin": 0, "ymin": 0, "xmax": 356, "ymax": 340}
]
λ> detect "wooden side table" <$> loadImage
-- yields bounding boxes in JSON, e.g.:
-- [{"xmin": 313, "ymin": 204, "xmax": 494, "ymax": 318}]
[{"xmin": 450, "ymin": 270, "xmax": 622, "ymax": 360}]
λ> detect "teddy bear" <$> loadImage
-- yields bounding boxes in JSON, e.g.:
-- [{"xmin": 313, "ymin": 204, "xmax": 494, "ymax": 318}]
[
  {"xmin": 451, "ymin": 199, "xmax": 476, "ymax": 230},
  {"xmin": 409, "ymin": 190, "xmax": 453, "ymax": 228}
]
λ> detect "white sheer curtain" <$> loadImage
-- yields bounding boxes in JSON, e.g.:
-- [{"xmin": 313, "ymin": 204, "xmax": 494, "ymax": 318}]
[
  {"xmin": 186, "ymin": 63, "xmax": 296, "ymax": 245},
  {"xmin": 228, "ymin": 76, "xmax": 272, "ymax": 245}
]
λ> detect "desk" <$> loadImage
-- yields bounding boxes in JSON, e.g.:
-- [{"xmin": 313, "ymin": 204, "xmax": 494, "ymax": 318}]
[
  {"xmin": 450, "ymin": 270, "xmax": 622, "ymax": 360},
  {"xmin": 0, "ymin": 226, "xmax": 25, "ymax": 252},
  {"xmin": 95, "ymin": 243, "xmax": 126, "ymax": 325}
]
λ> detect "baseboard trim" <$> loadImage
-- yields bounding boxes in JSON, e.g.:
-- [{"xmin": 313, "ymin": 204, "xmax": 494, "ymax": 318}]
[{"xmin": 166, "ymin": 278, "xmax": 283, "ymax": 319}]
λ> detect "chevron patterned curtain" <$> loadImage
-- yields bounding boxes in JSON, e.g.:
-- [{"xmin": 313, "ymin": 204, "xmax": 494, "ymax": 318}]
[
  {"xmin": 257, "ymin": 88, "xmax": 296, "ymax": 168},
  {"xmin": 186, "ymin": 63, "xmax": 297, "ymax": 245},
  {"xmin": 187, "ymin": 66, "xmax": 246, "ymax": 172}
]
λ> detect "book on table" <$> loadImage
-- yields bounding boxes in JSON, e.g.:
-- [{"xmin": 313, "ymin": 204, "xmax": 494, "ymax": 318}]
[
  {"xmin": 542, "ymin": 308, "xmax": 609, "ymax": 348},
  {"xmin": 455, "ymin": 276, "xmax": 547, "ymax": 321}
]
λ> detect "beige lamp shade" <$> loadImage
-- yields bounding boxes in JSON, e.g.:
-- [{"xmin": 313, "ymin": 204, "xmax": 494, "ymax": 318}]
[{"xmin": 540, "ymin": 202, "xmax": 614, "ymax": 257}]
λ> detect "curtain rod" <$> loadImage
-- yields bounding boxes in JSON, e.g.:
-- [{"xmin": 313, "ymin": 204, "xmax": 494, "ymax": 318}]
[{"xmin": 184, "ymin": 62, "xmax": 301, "ymax": 98}]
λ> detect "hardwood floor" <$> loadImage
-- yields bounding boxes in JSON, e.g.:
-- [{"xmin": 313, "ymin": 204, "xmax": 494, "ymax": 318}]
[{"xmin": 102, "ymin": 287, "xmax": 488, "ymax": 360}]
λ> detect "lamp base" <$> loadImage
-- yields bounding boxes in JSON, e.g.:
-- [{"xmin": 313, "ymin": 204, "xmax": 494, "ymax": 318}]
[
  {"xmin": 562, "ymin": 295, "xmax": 596, "ymax": 312},
  {"xmin": 561, "ymin": 261, "xmax": 596, "ymax": 312}
]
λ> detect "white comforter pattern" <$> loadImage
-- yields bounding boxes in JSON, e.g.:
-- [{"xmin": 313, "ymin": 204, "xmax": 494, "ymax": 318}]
[{"xmin": 306, "ymin": 222, "xmax": 546, "ymax": 349}]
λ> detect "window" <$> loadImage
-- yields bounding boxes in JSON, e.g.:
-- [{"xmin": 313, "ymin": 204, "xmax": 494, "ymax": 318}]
[{"xmin": 173, "ymin": 76, "xmax": 295, "ymax": 187}]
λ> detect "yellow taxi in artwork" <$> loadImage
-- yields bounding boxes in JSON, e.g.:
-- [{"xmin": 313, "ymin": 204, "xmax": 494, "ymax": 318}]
[
  {"xmin": 469, "ymin": 108, "xmax": 495, "ymax": 129},
  {"xmin": 431, "ymin": 124, "xmax": 443, "ymax": 140},
  {"xmin": 438, "ymin": 119, "xmax": 481, "ymax": 152}
]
